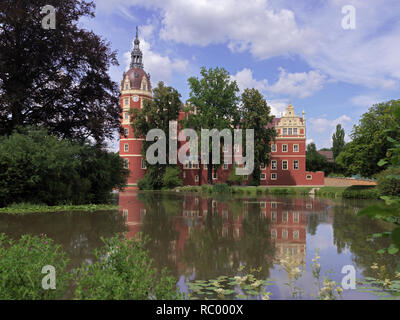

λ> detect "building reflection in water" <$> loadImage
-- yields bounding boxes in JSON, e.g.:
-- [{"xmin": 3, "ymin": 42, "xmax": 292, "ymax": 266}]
[{"xmin": 118, "ymin": 190, "xmax": 331, "ymax": 279}]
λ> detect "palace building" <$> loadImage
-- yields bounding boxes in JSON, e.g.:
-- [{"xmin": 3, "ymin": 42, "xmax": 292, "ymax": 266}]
[{"xmin": 119, "ymin": 31, "xmax": 324, "ymax": 187}]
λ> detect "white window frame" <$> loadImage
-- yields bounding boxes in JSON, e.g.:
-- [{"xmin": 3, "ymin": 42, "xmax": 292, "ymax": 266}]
[
  {"xmin": 282, "ymin": 160, "xmax": 288, "ymax": 170},
  {"xmin": 272, "ymin": 144, "xmax": 277, "ymax": 152},
  {"xmin": 123, "ymin": 159, "xmax": 129, "ymax": 169},
  {"xmin": 124, "ymin": 144, "xmax": 129, "ymax": 152},
  {"xmin": 271, "ymin": 173, "xmax": 277, "ymax": 180},
  {"xmin": 293, "ymin": 144, "xmax": 299, "ymax": 152},
  {"xmin": 293, "ymin": 128, "xmax": 298, "ymax": 135},
  {"xmin": 195, "ymin": 175, "xmax": 199, "ymax": 182},
  {"xmin": 282, "ymin": 144, "xmax": 288, "ymax": 152},
  {"xmin": 260, "ymin": 163, "xmax": 266, "ymax": 170},
  {"xmin": 293, "ymin": 160, "xmax": 299, "ymax": 170},
  {"xmin": 124, "ymin": 128, "xmax": 129, "ymax": 136},
  {"xmin": 306, "ymin": 174, "xmax": 312, "ymax": 180},
  {"xmin": 271, "ymin": 160, "xmax": 277, "ymax": 170},
  {"xmin": 260, "ymin": 173, "xmax": 266, "ymax": 180},
  {"xmin": 223, "ymin": 163, "xmax": 228, "ymax": 170}
]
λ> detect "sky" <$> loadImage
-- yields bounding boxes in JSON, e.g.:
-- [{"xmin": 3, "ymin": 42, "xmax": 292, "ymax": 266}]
[{"xmin": 79, "ymin": 0, "xmax": 400, "ymax": 150}]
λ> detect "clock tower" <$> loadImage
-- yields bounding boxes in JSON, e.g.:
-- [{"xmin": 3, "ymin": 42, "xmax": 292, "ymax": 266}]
[{"xmin": 120, "ymin": 27, "xmax": 152, "ymax": 187}]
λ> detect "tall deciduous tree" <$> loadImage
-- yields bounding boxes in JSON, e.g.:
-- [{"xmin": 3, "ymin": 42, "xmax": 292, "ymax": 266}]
[
  {"xmin": 336, "ymin": 100, "xmax": 399, "ymax": 177},
  {"xmin": 131, "ymin": 81, "xmax": 182, "ymax": 189},
  {"xmin": 240, "ymin": 89, "xmax": 276, "ymax": 185},
  {"xmin": 332, "ymin": 124, "xmax": 345, "ymax": 159},
  {"xmin": 184, "ymin": 67, "xmax": 240, "ymax": 184},
  {"xmin": 0, "ymin": 0, "xmax": 121, "ymax": 143},
  {"xmin": 306, "ymin": 143, "xmax": 329, "ymax": 172}
]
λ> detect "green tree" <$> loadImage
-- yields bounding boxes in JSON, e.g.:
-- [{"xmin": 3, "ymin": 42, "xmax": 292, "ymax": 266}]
[
  {"xmin": 131, "ymin": 82, "xmax": 182, "ymax": 189},
  {"xmin": 358, "ymin": 101, "xmax": 400, "ymax": 254},
  {"xmin": 332, "ymin": 124, "xmax": 345, "ymax": 159},
  {"xmin": 336, "ymin": 100, "xmax": 398, "ymax": 177},
  {"xmin": 306, "ymin": 143, "xmax": 329, "ymax": 172},
  {"xmin": 240, "ymin": 89, "xmax": 277, "ymax": 185},
  {"xmin": 0, "ymin": 128, "xmax": 128, "ymax": 207},
  {"xmin": 183, "ymin": 67, "xmax": 240, "ymax": 184},
  {"xmin": 0, "ymin": 0, "xmax": 121, "ymax": 143}
]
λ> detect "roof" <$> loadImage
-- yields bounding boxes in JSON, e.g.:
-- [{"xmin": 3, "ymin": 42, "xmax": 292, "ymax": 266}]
[
  {"xmin": 318, "ymin": 150, "xmax": 334, "ymax": 162},
  {"xmin": 122, "ymin": 67, "xmax": 152, "ymax": 92}
]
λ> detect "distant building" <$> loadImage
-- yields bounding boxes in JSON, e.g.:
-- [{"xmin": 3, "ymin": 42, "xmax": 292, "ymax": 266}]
[
  {"xmin": 119, "ymin": 31, "xmax": 325, "ymax": 187},
  {"xmin": 318, "ymin": 150, "xmax": 334, "ymax": 163}
]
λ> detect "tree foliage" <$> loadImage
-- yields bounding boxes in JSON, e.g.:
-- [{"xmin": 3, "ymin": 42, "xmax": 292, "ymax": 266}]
[
  {"xmin": 306, "ymin": 143, "xmax": 329, "ymax": 172},
  {"xmin": 0, "ymin": 128, "xmax": 128, "ymax": 207},
  {"xmin": 332, "ymin": 124, "xmax": 345, "ymax": 159},
  {"xmin": 336, "ymin": 100, "xmax": 399, "ymax": 177},
  {"xmin": 183, "ymin": 67, "xmax": 240, "ymax": 184},
  {"xmin": 0, "ymin": 0, "xmax": 121, "ymax": 142},
  {"xmin": 240, "ymin": 88, "xmax": 276, "ymax": 185},
  {"xmin": 131, "ymin": 81, "xmax": 182, "ymax": 189}
]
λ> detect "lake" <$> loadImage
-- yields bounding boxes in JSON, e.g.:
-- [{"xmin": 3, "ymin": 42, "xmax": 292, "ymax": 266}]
[{"xmin": 1, "ymin": 190, "xmax": 398, "ymax": 300}]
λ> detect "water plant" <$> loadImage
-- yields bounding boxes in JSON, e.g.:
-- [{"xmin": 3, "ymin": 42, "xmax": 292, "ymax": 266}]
[{"xmin": 186, "ymin": 265, "xmax": 273, "ymax": 300}]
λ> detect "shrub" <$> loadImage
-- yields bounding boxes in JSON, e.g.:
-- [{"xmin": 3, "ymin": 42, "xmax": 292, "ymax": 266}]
[
  {"xmin": 342, "ymin": 186, "xmax": 380, "ymax": 199},
  {"xmin": 74, "ymin": 234, "xmax": 182, "ymax": 300},
  {"xmin": 0, "ymin": 128, "xmax": 128, "ymax": 207},
  {"xmin": 226, "ymin": 169, "xmax": 245, "ymax": 186},
  {"xmin": 162, "ymin": 167, "xmax": 183, "ymax": 189},
  {"xmin": 0, "ymin": 234, "xmax": 70, "ymax": 300},
  {"xmin": 137, "ymin": 175, "xmax": 155, "ymax": 190},
  {"xmin": 377, "ymin": 167, "xmax": 400, "ymax": 196},
  {"xmin": 201, "ymin": 184, "xmax": 212, "ymax": 193},
  {"xmin": 212, "ymin": 183, "xmax": 230, "ymax": 194}
]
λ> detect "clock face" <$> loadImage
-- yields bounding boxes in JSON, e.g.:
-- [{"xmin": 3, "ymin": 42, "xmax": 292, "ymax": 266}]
[{"xmin": 132, "ymin": 95, "xmax": 139, "ymax": 102}]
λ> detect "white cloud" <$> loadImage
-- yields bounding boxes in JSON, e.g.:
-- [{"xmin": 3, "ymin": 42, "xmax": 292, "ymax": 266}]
[
  {"xmin": 350, "ymin": 95, "xmax": 380, "ymax": 108},
  {"xmin": 231, "ymin": 68, "xmax": 326, "ymax": 99},
  {"xmin": 308, "ymin": 115, "xmax": 352, "ymax": 147},
  {"xmin": 268, "ymin": 68, "xmax": 326, "ymax": 99},
  {"xmin": 123, "ymin": 38, "xmax": 189, "ymax": 85},
  {"xmin": 99, "ymin": 0, "xmax": 400, "ymax": 90}
]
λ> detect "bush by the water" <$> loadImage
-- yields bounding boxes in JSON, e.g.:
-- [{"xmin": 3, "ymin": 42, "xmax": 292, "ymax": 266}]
[
  {"xmin": 342, "ymin": 186, "xmax": 380, "ymax": 199},
  {"xmin": 74, "ymin": 234, "xmax": 182, "ymax": 300},
  {"xmin": 162, "ymin": 167, "xmax": 183, "ymax": 189},
  {"xmin": 212, "ymin": 183, "xmax": 230, "ymax": 194},
  {"xmin": 138, "ymin": 166, "xmax": 183, "ymax": 190},
  {"xmin": 377, "ymin": 167, "xmax": 400, "ymax": 196},
  {"xmin": 0, "ymin": 234, "xmax": 70, "ymax": 300},
  {"xmin": 0, "ymin": 128, "xmax": 129, "ymax": 207}
]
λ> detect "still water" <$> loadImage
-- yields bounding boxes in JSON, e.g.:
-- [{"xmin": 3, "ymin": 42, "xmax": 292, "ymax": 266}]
[{"xmin": 1, "ymin": 191, "xmax": 398, "ymax": 300}]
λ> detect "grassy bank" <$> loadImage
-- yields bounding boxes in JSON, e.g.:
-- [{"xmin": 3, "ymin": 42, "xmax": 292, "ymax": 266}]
[
  {"xmin": 0, "ymin": 203, "xmax": 118, "ymax": 214},
  {"xmin": 315, "ymin": 186, "xmax": 380, "ymax": 199},
  {"xmin": 176, "ymin": 185, "xmax": 313, "ymax": 196},
  {"xmin": 175, "ymin": 185, "xmax": 382, "ymax": 199}
]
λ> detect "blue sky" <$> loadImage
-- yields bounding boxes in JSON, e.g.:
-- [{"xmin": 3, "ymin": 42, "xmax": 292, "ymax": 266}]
[{"xmin": 80, "ymin": 0, "xmax": 400, "ymax": 150}]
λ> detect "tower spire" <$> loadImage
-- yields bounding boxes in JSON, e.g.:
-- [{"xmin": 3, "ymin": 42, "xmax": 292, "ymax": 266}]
[{"xmin": 130, "ymin": 26, "xmax": 144, "ymax": 69}]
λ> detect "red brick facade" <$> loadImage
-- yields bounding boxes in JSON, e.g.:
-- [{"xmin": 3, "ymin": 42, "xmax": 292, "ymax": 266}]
[{"xmin": 119, "ymin": 37, "xmax": 324, "ymax": 187}]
